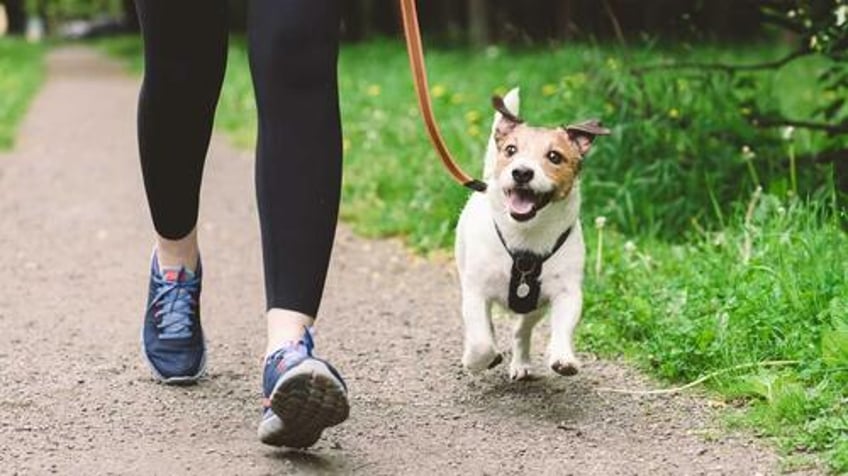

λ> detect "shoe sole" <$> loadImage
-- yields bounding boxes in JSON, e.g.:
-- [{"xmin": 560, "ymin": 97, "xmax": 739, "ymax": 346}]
[
  {"xmin": 139, "ymin": 335, "xmax": 207, "ymax": 385},
  {"xmin": 258, "ymin": 359, "xmax": 350, "ymax": 448}
]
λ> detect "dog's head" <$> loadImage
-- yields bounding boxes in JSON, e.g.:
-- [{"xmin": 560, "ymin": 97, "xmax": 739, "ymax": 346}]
[{"xmin": 490, "ymin": 95, "xmax": 610, "ymax": 222}]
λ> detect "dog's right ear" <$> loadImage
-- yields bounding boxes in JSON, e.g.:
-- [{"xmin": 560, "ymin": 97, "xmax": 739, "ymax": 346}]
[{"xmin": 492, "ymin": 95, "xmax": 523, "ymax": 145}]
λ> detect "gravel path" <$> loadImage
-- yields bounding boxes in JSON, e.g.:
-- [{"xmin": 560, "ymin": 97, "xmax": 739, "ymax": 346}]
[{"xmin": 0, "ymin": 47, "xmax": 792, "ymax": 475}]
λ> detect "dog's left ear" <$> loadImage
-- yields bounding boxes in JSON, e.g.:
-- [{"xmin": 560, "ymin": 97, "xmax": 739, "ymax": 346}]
[{"xmin": 563, "ymin": 119, "xmax": 611, "ymax": 156}]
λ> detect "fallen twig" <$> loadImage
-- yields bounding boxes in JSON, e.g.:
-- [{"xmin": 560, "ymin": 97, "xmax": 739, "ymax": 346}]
[{"xmin": 595, "ymin": 360, "xmax": 801, "ymax": 396}]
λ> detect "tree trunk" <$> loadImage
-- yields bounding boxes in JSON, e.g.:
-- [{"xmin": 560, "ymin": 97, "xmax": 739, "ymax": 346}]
[
  {"xmin": 468, "ymin": 0, "xmax": 489, "ymax": 47},
  {"xmin": 3, "ymin": 0, "xmax": 25, "ymax": 35},
  {"xmin": 122, "ymin": 0, "xmax": 138, "ymax": 31},
  {"xmin": 360, "ymin": 0, "xmax": 375, "ymax": 39},
  {"xmin": 554, "ymin": 0, "xmax": 574, "ymax": 41}
]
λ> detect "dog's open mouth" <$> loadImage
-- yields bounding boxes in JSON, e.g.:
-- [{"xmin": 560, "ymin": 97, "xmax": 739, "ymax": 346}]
[{"xmin": 505, "ymin": 187, "xmax": 552, "ymax": 222}]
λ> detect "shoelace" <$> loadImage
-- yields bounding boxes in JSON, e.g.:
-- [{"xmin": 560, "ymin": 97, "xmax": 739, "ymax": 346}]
[
  {"xmin": 150, "ymin": 270, "xmax": 199, "ymax": 340},
  {"xmin": 262, "ymin": 329, "xmax": 317, "ymax": 412}
]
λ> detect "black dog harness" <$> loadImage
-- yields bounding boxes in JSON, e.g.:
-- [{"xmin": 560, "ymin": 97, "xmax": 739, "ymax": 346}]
[{"xmin": 494, "ymin": 223, "xmax": 573, "ymax": 314}]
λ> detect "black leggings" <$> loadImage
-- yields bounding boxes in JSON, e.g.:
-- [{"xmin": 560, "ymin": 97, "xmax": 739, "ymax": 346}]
[{"xmin": 135, "ymin": 0, "xmax": 342, "ymax": 316}]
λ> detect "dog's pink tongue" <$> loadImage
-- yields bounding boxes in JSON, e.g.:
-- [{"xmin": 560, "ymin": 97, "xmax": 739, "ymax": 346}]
[{"xmin": 508, "ymin": 192, "xmax": 535, "ymax": 215}]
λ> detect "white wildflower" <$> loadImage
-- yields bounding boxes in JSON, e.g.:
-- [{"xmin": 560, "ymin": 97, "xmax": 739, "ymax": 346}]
[
  {"xmin": 624, "ymin": 241, "xmax": 636, "ymax": 253},
  {"xmin": 741, "ymin": 145, "xmax": 756, "ymax": 161},
  {"xmin": 595, "ymin": 216, "xmax": 607, "ymax": 229},
  {"xmin": 836, "ymin": 5, "xmax": 847, "ymax": 27},
  {"xmin": 781, "ymin": 126, "xmax": 795, "ymax": 141}
]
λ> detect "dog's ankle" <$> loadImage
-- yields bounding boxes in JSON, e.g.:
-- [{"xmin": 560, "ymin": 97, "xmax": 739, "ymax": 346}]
[
  {"xmin": 509, "ymin": 359, "xmax": 533, "ymax": 381},
  {"xmin": 462, "ymin": 343, "xmax": 502, "ymax": 372}
]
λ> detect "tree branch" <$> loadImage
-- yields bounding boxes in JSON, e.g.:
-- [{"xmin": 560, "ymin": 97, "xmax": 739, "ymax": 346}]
[
  {"xmin": 809, "ymin": 149, "xmax": 847, "ymax": 165},
  {"xmin": 758, "ymin": 9, "xmax": 807, "ymax": 34},
  {"xmin": 632, "ymin": 49, "xmax": 808, "ymax": 75},
  {"xmin": 601, "ymin": 0, "xmax": 626, "ymax": 48},
  {"xmin": 752, "ymin": 116, "xmax": 848, "ymax": 135}
]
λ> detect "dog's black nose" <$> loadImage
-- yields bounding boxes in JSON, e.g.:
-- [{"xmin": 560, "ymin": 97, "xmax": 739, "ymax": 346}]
[{"xmin": 512, "ymin": 167, "xmax": 534, "ymax": 184}]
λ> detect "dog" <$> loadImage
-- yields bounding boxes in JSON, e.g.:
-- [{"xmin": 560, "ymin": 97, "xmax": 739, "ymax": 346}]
[{"xmin": 454, "ymin": 88, "xmax": 609, "ymax": 380}]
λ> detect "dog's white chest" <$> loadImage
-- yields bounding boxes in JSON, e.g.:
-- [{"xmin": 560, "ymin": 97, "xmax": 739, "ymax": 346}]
[{"xmin": 455, "ymin": 193, "xmax": 584, "ymax": 313}]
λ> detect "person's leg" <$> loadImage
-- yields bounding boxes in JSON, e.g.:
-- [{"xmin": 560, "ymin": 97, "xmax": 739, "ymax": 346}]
[
  {"xmin": 248, "ymin": 0, "xmax": 348, "ymax": 448},
  {"xmin": 136, "ymin": 0, "xmax": 228, "ymax": 271},
  {"xmin": 248, "ymin": 0, "xmax": 343, "ymax": 352},
  {"xmin": 136, "ymin": 0, "xmax": 228, "ymax": 383}
]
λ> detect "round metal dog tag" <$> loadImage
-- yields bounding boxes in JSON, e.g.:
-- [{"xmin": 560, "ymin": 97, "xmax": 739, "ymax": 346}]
[{"xmin": 516, "ymin": 282, "xmax": 530, "ymax": 298}]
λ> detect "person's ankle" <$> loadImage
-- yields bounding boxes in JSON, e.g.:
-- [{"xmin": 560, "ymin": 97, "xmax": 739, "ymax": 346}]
[
  {"xmin": 156, "ymin": 228, "xmax": 199, "ymax": 272},
  {"xmin": 266, "ymin": 309, "xmax": 315, "ymax": 356}
]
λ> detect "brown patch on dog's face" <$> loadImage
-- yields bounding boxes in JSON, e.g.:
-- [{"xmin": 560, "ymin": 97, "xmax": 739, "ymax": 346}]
[
  {"xmin": 494, "ymin": 120, "xmax": 584, "ymax": 200},
  {"xmin": 538, "ymin": 129, "xmax": 584, "ymax": 199}
]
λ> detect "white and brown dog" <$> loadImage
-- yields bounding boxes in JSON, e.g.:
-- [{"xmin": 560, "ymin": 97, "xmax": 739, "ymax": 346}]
[{"xmin": 455, "ymin": 88, "xmax": 609, "ymax": 380}]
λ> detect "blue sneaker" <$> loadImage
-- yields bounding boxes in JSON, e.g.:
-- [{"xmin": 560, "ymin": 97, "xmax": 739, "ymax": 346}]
[
  {"xmin": 258, "ymin": 328, "xmax": 350, "ymax": 448},
  {"xmin": 141, "ymin": 253, "xmax": 206, "ymax": 384}
]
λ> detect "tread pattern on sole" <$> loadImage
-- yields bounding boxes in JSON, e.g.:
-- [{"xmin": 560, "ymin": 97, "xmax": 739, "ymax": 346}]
[{"xmin": 261, "ymin": 360, "xmax": 350, "ymax": 448}]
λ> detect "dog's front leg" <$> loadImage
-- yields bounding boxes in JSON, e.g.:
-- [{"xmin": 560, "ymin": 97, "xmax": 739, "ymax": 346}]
[
  {"xmin": 547, "ymin": 290, "xmax": 582, "ymax": 376},
  {"xmin": 461, "ymin": 292, "xmax": 502, "ymax": 371},
  {"xmin": 509, "ymin": 310, "xmax": 544, "ymax": 381}
]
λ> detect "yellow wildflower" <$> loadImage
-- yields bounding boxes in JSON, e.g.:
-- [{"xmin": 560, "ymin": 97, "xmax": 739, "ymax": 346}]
[
  {"xmin": 431, "ymin": 84, "xmax": 446, "ymax": 98},
  {"xmin": 542, "ymin": 84, "xmax": 558, "ymax": 96},
  {"xmin": 464, "ymin": 110, "xmax": 481, "ymax": 124},
  {"xmin": 366, "ymin": 84, "xmax": 381, "ymax": 97}
]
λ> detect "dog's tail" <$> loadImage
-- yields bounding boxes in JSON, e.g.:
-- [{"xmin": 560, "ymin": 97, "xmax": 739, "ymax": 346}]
[{"xmin": 483, "ymin": 87, "xmax": 520, "ymax": 180}]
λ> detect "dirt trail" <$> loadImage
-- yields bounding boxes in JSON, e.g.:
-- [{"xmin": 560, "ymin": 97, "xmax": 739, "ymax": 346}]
[{"xmin": 0, "ymin": 48, "xmax": 794, "ymax": 475}]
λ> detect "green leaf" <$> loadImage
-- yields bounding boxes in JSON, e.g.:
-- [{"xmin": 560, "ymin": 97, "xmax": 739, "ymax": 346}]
[{"xmin": 821, "ymin": 298, "xmax": 848, "ymax": 367}]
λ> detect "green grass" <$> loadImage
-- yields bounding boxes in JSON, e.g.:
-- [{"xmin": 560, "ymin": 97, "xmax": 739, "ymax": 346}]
[
  {"xmin": 0, "ymin": 39, "xmax": 45, "ymax": 151},
  {"xmin": 581, "ymin": 193, "xmax": 848, "ymax": 473},
  {"xmin": 98, "ymin": 37, "xmax": 848, "ymax": 472}
]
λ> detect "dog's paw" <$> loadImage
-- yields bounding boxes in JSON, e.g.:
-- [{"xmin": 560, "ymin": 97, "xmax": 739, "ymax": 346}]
[
  {"xmin": 550, "ymin": 357, "xmax": 580, "ymax": 376},
  {"xmin": 509, "ymin": 362, "xmax": 533, "ymax": 381},
  {"xmin": 462, "ymin": 345, "xmax": 503, "ymax": 372}
]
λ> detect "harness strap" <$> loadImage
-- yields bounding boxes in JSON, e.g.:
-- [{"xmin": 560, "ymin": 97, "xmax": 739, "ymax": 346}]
[
  {"xmin": 494, "ymin": 224, "xmax": 573, "ymax": 263},
  {"xmin": 398, "ymin": 0, "xmax": 487, "ymax": 193},
  {"xmin": 494, "ymin": 223, "xmax": 573, "ymax": 314}
]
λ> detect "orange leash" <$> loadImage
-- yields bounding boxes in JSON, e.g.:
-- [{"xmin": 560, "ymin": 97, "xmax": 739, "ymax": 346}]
[{"xmin": 398, "ymin": 0, "xmax": 487, "ymax": 193}]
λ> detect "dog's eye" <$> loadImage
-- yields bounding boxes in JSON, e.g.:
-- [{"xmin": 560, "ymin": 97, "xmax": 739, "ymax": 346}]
[
  {"xmin": 505, "ymin": 144, "xmax": 518, "ymax": 157},
  {"xmin": 547, "ymin": 151, "xmax": 564, "ymax": 165}
]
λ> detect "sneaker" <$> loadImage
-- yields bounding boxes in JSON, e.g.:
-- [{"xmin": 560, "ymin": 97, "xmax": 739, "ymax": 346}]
[
  {"xmin": 258, "ymin": 328, "xmax": 350, "ymax": 448},
  {"xmin": 141, "ymin": 253, "xmax": 206, "ymax": 384}
]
